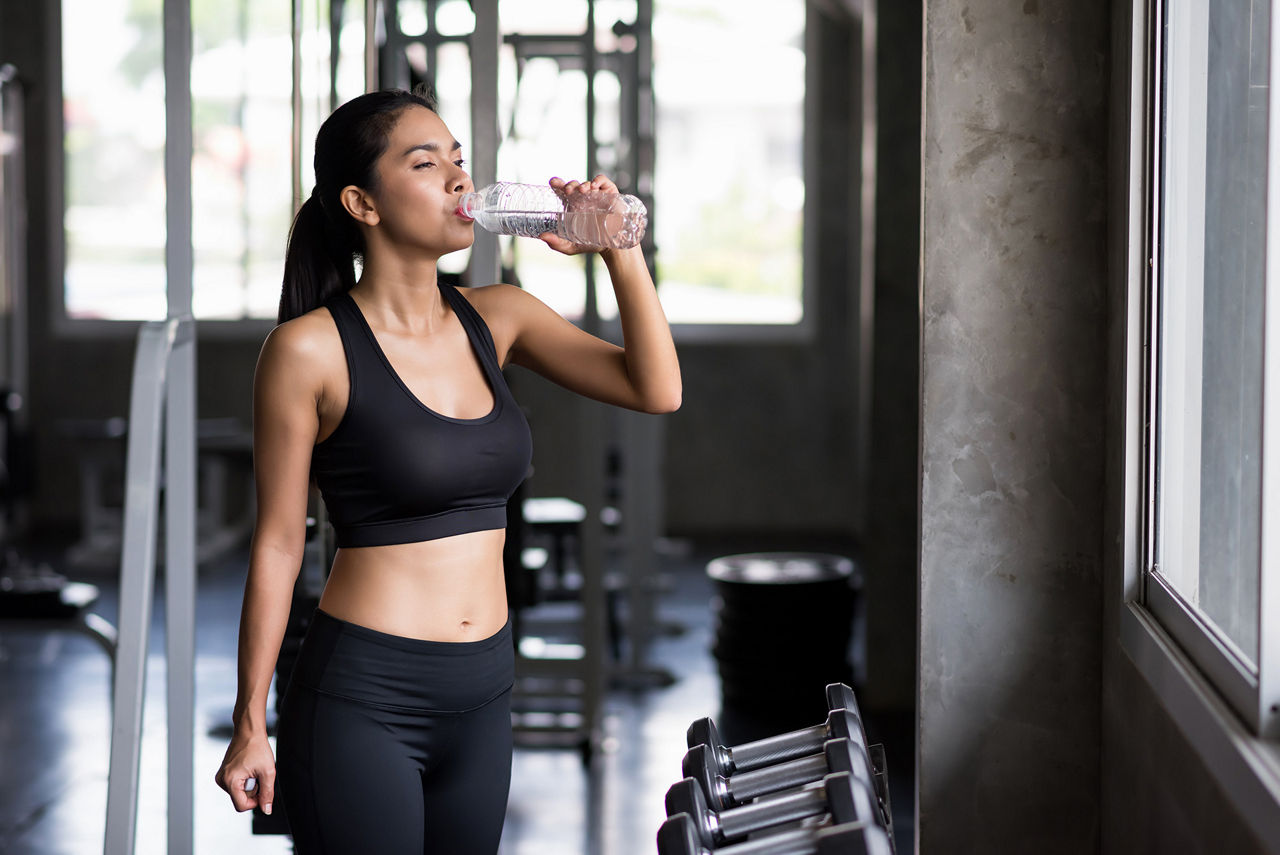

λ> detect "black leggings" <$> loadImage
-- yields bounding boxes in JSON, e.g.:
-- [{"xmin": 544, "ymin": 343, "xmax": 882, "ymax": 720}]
[{"xmin": 276, "ymin": 609, "xmax": 515, "ymax": 855}]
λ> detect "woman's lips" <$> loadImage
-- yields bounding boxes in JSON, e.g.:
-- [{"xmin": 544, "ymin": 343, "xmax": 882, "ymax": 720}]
[{"xmin": 455, "ymin": 207, "xmax": 474, "ymax": 222}]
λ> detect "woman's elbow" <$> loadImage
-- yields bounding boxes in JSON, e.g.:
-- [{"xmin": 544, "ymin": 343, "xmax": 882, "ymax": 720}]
[{"xmin": 642, "ymin": 384, "xmax": 682, "ymax": 414}]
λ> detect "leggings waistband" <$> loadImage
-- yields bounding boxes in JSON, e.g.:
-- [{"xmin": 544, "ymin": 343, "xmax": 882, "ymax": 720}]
[
  {"xmin": 288, "ymin": 609, "xmax": 515, "ymax": 714},
  {"xmin": 311, "ymin": 608, "xmax": 513, "ymax": 654}
]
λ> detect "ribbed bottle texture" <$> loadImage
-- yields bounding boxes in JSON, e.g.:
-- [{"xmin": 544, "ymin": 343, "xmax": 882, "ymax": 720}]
[{"xmin": 457, "ymin": 182, "xmax": 647, "ymax": 249}]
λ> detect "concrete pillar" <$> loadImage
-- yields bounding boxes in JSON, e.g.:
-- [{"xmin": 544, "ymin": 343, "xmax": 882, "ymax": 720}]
[{"xmin": 918, "ymin": 2, "xmax": 1109, "ymax": 852}]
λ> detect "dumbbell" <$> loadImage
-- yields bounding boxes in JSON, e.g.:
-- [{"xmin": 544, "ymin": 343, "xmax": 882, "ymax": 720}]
[
  {"xmin": 687, "ymin": 683, "xmax": 859, "ymax": 753},
  {"xmin": 687, "ymin": 705, "xmax": 865, "ymax": 780},
  {"xmin": 664, "ymin": 771, "xmax": 873, "ymax": 850},
  {"xmin": 691, "ymin": 680, "xmax": 860, "ymax": 747},
  {"xmin": 657, "ymin": 816, "xmax": 893, "ymax": 855},
  {"xmin": 684, "ymin": 736, "xmax": 875, "ymax": 813}
]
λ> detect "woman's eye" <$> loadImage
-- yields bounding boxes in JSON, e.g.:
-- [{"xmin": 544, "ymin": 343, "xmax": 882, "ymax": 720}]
[
  {"xmin": 414, "ymin": 161, "xmax": 435, "ymax": 170},
  {"xmin": 454, "ymin": 159, "xmax": 466, "ymax": 168}
]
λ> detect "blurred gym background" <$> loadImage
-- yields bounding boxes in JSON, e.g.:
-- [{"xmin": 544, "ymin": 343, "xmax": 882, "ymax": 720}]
[{"xmin": 1, "ymin": 1, "xmax": 1275, "ymax": 854}]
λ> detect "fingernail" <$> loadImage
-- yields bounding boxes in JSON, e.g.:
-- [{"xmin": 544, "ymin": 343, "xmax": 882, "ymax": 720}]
[{"xmin": 263, "ymin": 803, "xmax": 272, "ymax": 815}]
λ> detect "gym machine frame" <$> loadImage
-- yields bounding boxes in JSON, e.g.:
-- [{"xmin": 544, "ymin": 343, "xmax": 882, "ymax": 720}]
[{"xmin": 102, "ymin": 0, "xmax": 198, "ymax": 852}]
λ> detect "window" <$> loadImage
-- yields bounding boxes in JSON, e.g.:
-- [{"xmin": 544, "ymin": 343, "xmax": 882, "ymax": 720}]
[
  {"xmin": 61, "ymin": 0, "xmax": 168, "ymax": 320},
  {"xmin": 1145, "ymin": 0, "xmax": 1278, "ymax": 737},
  {"xmin": 61, "ymin": 0, "xmax": 364, "ymax": 323},
  {"xmin": 61, "ymin": 0, "xmax": 806, "ymax": 327},
  {"xmin": 650, "ymin": 0, "xmax": 805, "ymax": 326},
  {"xmin": 489, "ymin": 0, "xmax": 807, "ymax": 327}
]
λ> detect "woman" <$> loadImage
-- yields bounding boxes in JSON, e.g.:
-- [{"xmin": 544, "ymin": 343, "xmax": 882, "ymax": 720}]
[{"xmin": 214, "ymin": 86, "xmax": 680, "ymax": 854}]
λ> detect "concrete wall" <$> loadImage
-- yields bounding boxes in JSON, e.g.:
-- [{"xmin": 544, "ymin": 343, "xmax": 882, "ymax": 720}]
[{"xmin": 917, "ymin": 1, "xmax": 1109, "ymax": 851}]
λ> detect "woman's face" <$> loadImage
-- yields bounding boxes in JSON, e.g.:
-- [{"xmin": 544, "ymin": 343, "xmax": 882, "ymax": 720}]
[{"xmin": 366, "ymin": 105, "xmax": 475, "ymax": 257}]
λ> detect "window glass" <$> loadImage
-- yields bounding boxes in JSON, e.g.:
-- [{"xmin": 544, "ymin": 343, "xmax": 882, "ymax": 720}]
[
  {"xmin": 652, "ymin": 0, "xmax": 805, "ymax": 324},
  {"xmin": 493, "ymin": 0, "xmax": 805, "ymax": 325},
  {"xmin": 63, "ymin": 0, "xmax": 805, "ymax": 326},
  {"xmin": 494, "ymin": 0, "xmax": 602, "ymax": 320},
  {"xmin": 63, "ymin": 0, "xmax": 357, "ymax": 322},
  {"xmin": 62, "ymin": 0, "xmax": 167, "ymax": 320},
  {"xmin": 1154, "ymin": 0, "xmax": 1267, "ymax": 664},
  {"xmin": 189, "ymin": 0, "xmax": 293, "ymax": 320}
]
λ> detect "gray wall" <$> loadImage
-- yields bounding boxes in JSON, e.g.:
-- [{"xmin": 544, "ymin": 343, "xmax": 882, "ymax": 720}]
[
  {"xmin": 913, "ymin": 0, "xmax": 1273, "ymax": 853},
  {"xmin": 917, "ymin": 1, "xmax": 1108, "ymax": 851}
]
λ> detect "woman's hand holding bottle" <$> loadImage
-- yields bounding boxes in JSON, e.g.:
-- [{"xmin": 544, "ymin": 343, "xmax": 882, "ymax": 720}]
[
  {"xmin": 457, "ymin": 174, "xmax": 647, "ymax": 251},
  {"xmin": 538, "ymin": 175, "xmax": 641, "ymax": 255}
]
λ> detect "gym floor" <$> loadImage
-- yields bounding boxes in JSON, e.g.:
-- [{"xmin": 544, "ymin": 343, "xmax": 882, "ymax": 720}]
[{"xmin": 0, "ymin": 539, "xmax": 914, "ymax": 855}]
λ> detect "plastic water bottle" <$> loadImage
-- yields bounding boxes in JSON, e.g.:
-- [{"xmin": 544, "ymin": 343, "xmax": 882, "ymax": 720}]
[{"xmin": 456, "ymin": 182, "xmax": 647, "ymax": 249}]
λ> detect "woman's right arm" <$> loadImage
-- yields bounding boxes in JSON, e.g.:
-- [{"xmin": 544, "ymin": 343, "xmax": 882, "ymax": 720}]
[{"xmin": 215, "ymin": 320, "xmax": 326, "ymax": 815}]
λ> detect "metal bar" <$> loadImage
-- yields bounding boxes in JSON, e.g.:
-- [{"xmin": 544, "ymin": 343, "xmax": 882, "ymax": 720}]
[
  {"xmin": 1141, "ymin": 0, "xmax": 1166, "ymax": 607},
  {"xmin": 103, "ymin": 319, "xmax": 178, "ymax": 855},
  {"xmin": 1259, "ymin": 0, "xmax": 1280, "ymax": 739},
  {"xmin": 615, "ymin": 0, "xmax": 671, "ymax": 688},
  {"xmin": 330, "ymin": 0, "xmax": 343, "ymax": 111},
  {"xmin": 616, "ymin": 408, "xmax": 671, "ymax": 686},
  {"xmin": 293, "ymin": 0, "xmax": 304, "ymax": 204},
  {"xmin": 365, "ymin": 0, "xmax": 379, "ymax": 92},
  {"xmin": 164, "ymin": 0, "xmax": 193, "ymax": 318},
  {"xmin": 0, "ymin": 66, "xmax": 28, "ymax": 437},
  {"xmin": 578, "ymin": 0, "xmax": 607, "ymax": 760},
  {"xmin": 162, "ymin": 0, "xmax": 195, "ymax": 846},
  {"xmin": 468, "ymin": 0, "xmax": 500, "ymax": 288},
  {"xmin": 577, "ymin": 394, "xmax": 608, "ymax": 759},
  {"xmin": 582, "ymin": 0, "xmax": 599, "ymax": 334},
  {"xmin": 425, "ymin": 0, "xmax": 438, "ymax": 87},
  {"xmin": 165, "ymin": 323, "xmax": 197, "ymax": 855},
  {"xmin": 384, "ymin": 0, "xmax": 407, "ymax": 90},
  {"xmin": 634, "ymin": 0, "xmax": 657, "ymax": 275},
  {"xmin": 854, "ymin": 0, "xmax": 877, "ymax": 537}
]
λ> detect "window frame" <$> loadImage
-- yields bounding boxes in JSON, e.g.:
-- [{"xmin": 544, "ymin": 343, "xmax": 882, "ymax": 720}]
[
  {"xmin": 1120, "ymin": 0, "xmax": 1280, "ymax": 847},
  {"xmin": 1141, "ymin": 0, "xmax": 1279, "ymax": 740},
  {"xmin": 53, "ymin": 1, "xmax": 834, "ymax": 342}
]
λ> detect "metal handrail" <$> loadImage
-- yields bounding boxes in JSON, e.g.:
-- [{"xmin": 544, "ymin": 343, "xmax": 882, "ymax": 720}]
[{"xmin": 103, "ymin": 317, "xmax": 196, "ymax": 855}]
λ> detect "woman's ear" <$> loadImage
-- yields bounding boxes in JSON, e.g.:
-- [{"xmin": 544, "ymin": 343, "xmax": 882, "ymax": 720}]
[{"xmin": 339, "ymin": 185, "xmax": 380, "ymax": 226}]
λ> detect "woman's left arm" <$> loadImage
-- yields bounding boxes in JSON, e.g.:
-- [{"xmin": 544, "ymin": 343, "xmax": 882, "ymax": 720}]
[{"xmin": 496, "ymin": 176, "xmax": 681, "ymax": 414}]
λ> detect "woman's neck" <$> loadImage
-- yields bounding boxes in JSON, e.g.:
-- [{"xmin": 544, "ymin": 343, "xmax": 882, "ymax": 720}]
[{"xmin": 352, "ymin": 254, "xmax": 447, "ymax": 333}]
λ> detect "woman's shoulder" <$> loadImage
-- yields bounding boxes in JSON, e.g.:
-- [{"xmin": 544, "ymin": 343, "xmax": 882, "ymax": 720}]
[
  {"xmin": 458, "ymin": 282, "xmax": 547, "ymax": 321},
  {"xmin": 455, "ymin": 283, "xmax": 540, "ymax": 363},
  {"xmin": 258, "ymin": 305, "xmax": 344, "ymax": 375}
]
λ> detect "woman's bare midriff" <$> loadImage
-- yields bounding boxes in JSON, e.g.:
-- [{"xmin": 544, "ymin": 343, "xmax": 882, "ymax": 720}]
[{"xmin": 316, "ymin": 528, "xmax": 510, "ymax": 642}]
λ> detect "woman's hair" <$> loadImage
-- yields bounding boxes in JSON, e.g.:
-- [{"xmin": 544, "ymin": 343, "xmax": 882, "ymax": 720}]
[{"xmin": 277, "ymin": 84, "xmax": 438, "ymax": 324}]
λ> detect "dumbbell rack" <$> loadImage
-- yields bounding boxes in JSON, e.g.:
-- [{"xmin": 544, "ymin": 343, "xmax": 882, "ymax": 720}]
[{"xmin": 658, "ymin": 683, "xmax": 895, "ymax": 855}]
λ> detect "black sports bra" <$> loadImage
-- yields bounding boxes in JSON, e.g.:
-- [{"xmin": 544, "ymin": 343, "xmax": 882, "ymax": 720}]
[{"xmin": 311, "ymin": 283, "xmax": 533, "ymax": 548}]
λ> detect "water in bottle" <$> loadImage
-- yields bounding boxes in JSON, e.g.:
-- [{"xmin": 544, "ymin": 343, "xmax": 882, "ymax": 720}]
[{"xmin": 456, "ymin": 182, "xmax": 647, "ymax": 249}]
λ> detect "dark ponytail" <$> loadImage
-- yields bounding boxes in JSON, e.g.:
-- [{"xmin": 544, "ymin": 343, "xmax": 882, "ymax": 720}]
[{"xmin": 277, "ymin": 84, "xmax": 439, "ymax": 324}]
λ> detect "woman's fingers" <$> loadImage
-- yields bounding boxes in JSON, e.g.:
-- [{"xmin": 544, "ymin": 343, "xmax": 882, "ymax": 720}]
[
  {"xmin": 539, "ymin": 233, "xmax": 586, "ymax": 255},
  {"xmin": 216, "ymin": 753, "xmax": 276, "ymax": 814},
  {"xmin": 223, "ymin": 769, "xmax": 275, "ymax": 813},
  {"xmin": 223, "ymin": 771, "xmax": 256, "ymax": 812},
  {"xmin": 549, "ymin": 175, "xmax": 619, "ymax": 197},
  {"xmin": 256, "ymin": 771, "xmax": 275, "ymax": 816}
]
